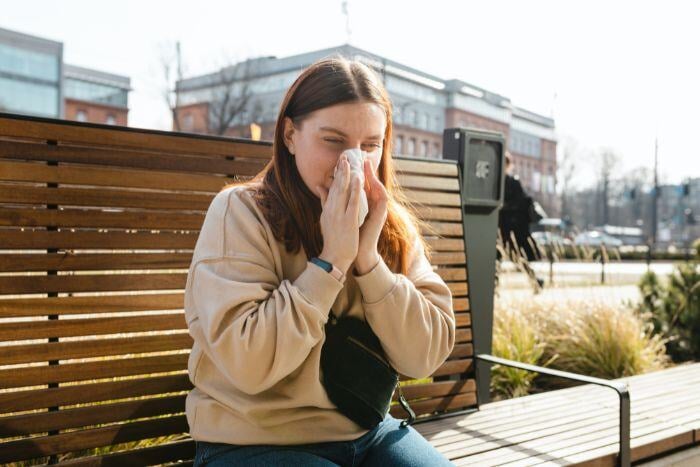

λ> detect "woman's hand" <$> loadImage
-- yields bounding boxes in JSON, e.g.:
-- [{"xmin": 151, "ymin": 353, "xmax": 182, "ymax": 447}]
[
  {"xmin": 316, "ymin": 153, "xmax": 363, "ymax": 274},
  {"xmin": 354, "ymin": 158, "xmax": 388, "ymax": 275}
]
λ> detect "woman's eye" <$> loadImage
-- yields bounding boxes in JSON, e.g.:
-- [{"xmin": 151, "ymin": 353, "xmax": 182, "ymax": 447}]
[
  {"xmin": 364, "ymin": 143, "xmax": 382, "ymax": 149},
  {"xmin": 324, "ymin": 139, "xmax": 342, "ymax": 144}
]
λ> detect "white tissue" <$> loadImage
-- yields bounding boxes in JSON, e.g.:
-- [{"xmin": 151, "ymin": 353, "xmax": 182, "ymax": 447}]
[{"xmin": 335, "ymin": 148, "xmax": 371, "ymax": 225}]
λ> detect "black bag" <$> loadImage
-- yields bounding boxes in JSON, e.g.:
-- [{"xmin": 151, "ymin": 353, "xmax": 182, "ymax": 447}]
[
  {"xmin": 526, "ymin": 196, "xmax": 543, "ymax": 224},
  {"xmin": 320, "ymin": 311, "xmax": 416, "ymax": 430}
]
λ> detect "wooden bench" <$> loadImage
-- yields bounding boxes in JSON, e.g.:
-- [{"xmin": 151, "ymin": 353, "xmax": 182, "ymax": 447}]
[{"xmin": 1, "ymin": 113, "xmax": 699, "ymax": 466}]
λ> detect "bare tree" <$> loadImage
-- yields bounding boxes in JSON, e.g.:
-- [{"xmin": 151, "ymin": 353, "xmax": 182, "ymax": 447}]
[
  {"xmin": 208, "ymin": 58, "xmax": 265, "ymax": 136},
  {"xmin": 597, "ymin": 148, "xmax": 621, "ymax": 226},
  {"xmin": 159, "ymin": 41, "xmax": 185, "ymax": 132},
  {"xmin": 557, "ymin": 136, "xmax": 579, "ymax": 220}
]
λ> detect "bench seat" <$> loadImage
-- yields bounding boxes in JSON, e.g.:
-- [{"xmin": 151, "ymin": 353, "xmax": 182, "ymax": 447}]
[{"xmin": 414, "ymin": 362, "xmax": 700, "ymax": 465}]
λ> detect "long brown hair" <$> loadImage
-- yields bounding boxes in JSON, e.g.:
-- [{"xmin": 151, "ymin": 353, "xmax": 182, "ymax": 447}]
[{"xmin": 223, "ymin": 55, "xmax": 430, "ymax": 275}]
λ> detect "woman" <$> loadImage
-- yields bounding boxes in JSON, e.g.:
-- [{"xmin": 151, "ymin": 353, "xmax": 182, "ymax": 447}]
[{"xmin": 184, "ymin": 55, "xmax": 456, "ymax": 466}]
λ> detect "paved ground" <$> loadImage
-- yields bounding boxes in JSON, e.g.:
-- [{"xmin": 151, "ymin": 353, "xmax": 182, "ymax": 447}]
[{"xmin": 495, "ymin": 260, "xmax": 674, "ymax": 305}]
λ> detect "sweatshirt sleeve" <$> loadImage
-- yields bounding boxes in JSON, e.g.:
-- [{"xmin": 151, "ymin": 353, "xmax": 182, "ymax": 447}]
[
  {"xmin": 353, "ymin": 234, "xmax": 456, "ymax": 379},
  {"xmin": 185, "ymin": 188, "xmax": 344, "ymax": 395}
]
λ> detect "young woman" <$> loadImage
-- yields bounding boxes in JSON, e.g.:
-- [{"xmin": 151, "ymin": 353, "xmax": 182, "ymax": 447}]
[{"xmin": 185, "ymin": 55, "xmax": 456, "ymax": 466}]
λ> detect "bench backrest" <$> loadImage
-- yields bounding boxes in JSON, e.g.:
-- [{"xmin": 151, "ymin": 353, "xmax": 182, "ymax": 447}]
[{"xmin": 0, "ymin": 113, "xmax": 474, "ymax": 465}]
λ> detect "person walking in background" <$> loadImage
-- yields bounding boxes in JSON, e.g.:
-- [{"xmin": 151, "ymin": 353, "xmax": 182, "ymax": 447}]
[{"xmin": 498, "ymin": 151, "xmax": 544, "ymax": 290}]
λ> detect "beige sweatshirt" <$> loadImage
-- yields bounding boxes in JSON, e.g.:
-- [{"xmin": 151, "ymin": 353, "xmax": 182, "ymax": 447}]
[{"xmin": 184, "ymin": 184, "xmax": 455, "ymax": 445}]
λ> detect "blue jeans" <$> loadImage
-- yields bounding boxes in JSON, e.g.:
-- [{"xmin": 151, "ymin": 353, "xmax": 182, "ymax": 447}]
[{"xmin": 193, "ymin": 414, "xmax": 454, "ymax": 466}]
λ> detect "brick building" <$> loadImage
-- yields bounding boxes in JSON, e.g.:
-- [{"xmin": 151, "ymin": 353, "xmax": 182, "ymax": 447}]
[
  {"xmin": 0, "ymin": 26, "xmax": 130, "ymax": 125},
  {"xmin": 175, "ymin": 45, "xmax": 557, "ymax": 212}
]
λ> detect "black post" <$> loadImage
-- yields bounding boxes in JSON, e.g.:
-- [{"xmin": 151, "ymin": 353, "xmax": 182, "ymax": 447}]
[{"xmin": 442, "ymin": 128, "xmax": 505, "ymax": 407}]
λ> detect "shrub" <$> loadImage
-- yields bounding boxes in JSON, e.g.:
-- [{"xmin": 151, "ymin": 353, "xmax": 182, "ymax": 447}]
[
  {"xmin": 638, "ymin": 264, "xmax": 700, "ymax": 362},
  {"xmin": 492, "ymin": 296, "xmax": 670, "ymax": 398}
]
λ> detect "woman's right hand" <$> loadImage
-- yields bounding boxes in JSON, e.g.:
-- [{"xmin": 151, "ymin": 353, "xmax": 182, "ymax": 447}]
[{"xmin": 316, "ymin": 152, "xmax": 363, "ymax": 273}]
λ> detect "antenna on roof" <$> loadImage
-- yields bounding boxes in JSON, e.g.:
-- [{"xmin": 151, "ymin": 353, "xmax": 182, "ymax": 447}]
[{"xmin": 341, "ymin": 0, "xmax": 351, "ymax": 44}]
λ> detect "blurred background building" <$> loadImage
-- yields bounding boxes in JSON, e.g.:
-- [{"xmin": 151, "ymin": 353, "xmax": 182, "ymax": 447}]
[
  {"xmin": 173, "ymin": 45, "xmax": 558, "ymax": 214},
  {"xmin": 0, "ymin": 26, "xmax": 130, "ymax": 125}
]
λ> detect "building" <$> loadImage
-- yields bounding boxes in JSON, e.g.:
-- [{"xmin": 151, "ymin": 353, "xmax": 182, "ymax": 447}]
[
  {"xmin": 0, "ymin": 26, "xmax": 63, "ymax": 118},
  {"xmin": 174, "ymin": 45, "xmax": 557, "ymax": 211},
  {"xmin": 64, "ymin": 64, "xmax": 130, "ymax": 126},
  {"xmin": 0, "ymin": 26, "xmax": 130, "ymax": 125}
]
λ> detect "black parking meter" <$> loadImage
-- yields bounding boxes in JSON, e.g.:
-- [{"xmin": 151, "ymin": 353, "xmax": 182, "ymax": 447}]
[{"xmin": 442, "ymin": 127, "xmax": 505, "ymax": 406}]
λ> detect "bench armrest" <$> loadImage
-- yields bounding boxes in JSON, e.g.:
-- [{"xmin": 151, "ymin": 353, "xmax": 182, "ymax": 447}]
[{"xmin": 475, "ymin": 353, "xmax": 631, "ymax": 467}]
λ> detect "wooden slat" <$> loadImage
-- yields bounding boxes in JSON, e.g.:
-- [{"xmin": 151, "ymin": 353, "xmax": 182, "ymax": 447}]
[
  {"xmin": 448, "ymin": 343, "xmax": 473, "ymax": 359},
  {"xmin": 0, "ymin": 394, "xmax": 185, "ymax": 437},
  {"xmin": 0, "ymin": 252, "xmax": 193, "ymax": 273},
  {"xmin": 0, "ymin": 185, "xmax": 213, "ymax": 211},
  {"xmin": 436, "ymin": 267, "xmax": 467, "ymax": 281},
  {"xmin": 0, "ymin": 159, "xmax": 242, "ymax": 192},
  {"xmin": 418, "ymin": 358, "xmax": 473, "ymax": 380},
  {"xmin": 0, "ymin": 414, "xmax": 189, "ymax": 463},
  {"xmin": 454, "ymin": 312, "xmax": 470, "ymax": 326},
  {"xmin": 425, "ymin": 238, "xmax": 465, "ymax": 251},
  {"xmin": 0, "ymin": 374, "xmax": 192, "ymax": 413},
  {"xmin": 447, "ymin": 407, "xmax": 657, "ymax": 465},
  {"xmin": 55, "ymin": 440, "xmax": 195, "ymax": 467},
  {"xmin": 430, "ymin": 252, "xmax": 466, "ymax": 265},
  {"xmin": 0, "ymin": 313, "xmax": 186, "ymax": 341},
  {"xmin": 0, "ymin": 230, "xmax": 198, "ymax": 250},
  {"xmin": 396, "ymin": 173, "xmax": 460, "ymax": 192},
  {"xmin": 0, "ymin": 115, "xmax": 272, "ymax": 159},
  {"xmin": 395, "ymin": 158, "xmax": 458, "ymax": 177},
  {"xmin": 0, "ymin": 207, "xmax": 205, "ymax": 230},
  {"xmin": 456, "ymin": 328, "xmax": 472, "ymax": 342},
  {"xmin": 391, "ymin": 392, "xmax": 476, "ymax": 419},
  {"xmin": 0, "ymin": 139, "xmax": 266, "ymax": 176},
  {"xmin": 394, "ymin": 379, "xmax": 476, "ymax": 402},
  {"xmin": 0, "ymin": 271, "xmax": 187, "ymax": 294},
  {"xmin": 412, "ymin": 205, "xmax": 462, "ymax": 222},
  {"xmin": 0, "ymin": 293, "xmax": 184, "ymax": 318},
  {"xmin": 0, "ymin": 354, "xmax": 189, "ymax": 389},
  {"xmin": 416, "ymin": 389, "xmax": 598, "ymax": 438},
  {"xmin": 453, "ymin": 297, "xmax": 469, "ymax": 312},
  {"xmin": 403, "ymin": 189, "xmax": 461, "ymax": 207},
  {"xmin": 423, "ymin": 221, "xmax": 463, "ymax": 237},
  {"xmin": 448, "ymin": 281, "xmax": 468, "ymax": 295},
  {"xmin": 0, "ymin": 332, "xmax": 192, "ymax": 365}
]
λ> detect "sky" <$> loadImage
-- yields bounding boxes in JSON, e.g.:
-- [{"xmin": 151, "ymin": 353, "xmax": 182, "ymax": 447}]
[{"xmin": 3, "ymin": 0, "xmax": 698, "ymax": 187}]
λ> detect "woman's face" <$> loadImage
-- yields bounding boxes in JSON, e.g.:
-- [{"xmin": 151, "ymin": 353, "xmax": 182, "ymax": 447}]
[{"xmin": 283, "ymin": 101, "xmax": 386, "ymax": 199}]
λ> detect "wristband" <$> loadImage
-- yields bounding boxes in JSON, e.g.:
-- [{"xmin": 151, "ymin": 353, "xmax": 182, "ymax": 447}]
[{"xmin": 310, "ymin": 257, "xmax": 346, "ymax": 284}]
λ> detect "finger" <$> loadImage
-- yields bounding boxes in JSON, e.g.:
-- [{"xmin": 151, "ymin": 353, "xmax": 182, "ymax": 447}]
[
  {"xmin": 340, "ymin": 159, "xmax": 351, "ymax": 203},
  {"xmin": 347, "ymin": 173, "xmax": 362, "ymax": 221},
  {"xmin": 363, "ymin": 159, "xmax": 374, "ymax": 191},
  {"xmin": 317, "ymin": 185, "xmax": 328, "ymax": 207}
]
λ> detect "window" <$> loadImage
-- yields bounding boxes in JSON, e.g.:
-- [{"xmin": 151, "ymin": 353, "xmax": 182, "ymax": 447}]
[
  {"xmin": 395, "ymin": 135, "xmax": 404, "ymax": 155},
  {"xmin": 420, "ymin": 141, "xmax": 428, "ymax": 157},
  {"xmin": 407, "ymin": 138, "xmax": 416, "ymax": 156},
  {"xmin": 0, "ymin": 77, "xmax": 59, "ymax": 117},
  {"xmin": 433, "ymin": 142, "xmax": 441, "ymax": 158},
  {"xmin": 106, "ymin": 114, "xmax": 116, "ymax": 125},
  {"xmin": 394, "ymin": 106, "xmax": 402, "ymax": 124},
  {"xmin": 0, "ymin": 43, "xmax": 60, "ymax": 82},
  {"xmin": 182, "ymin": 113, "xmax": 194, "ymax": 130},
  {"xmin": 420, "ymin": 113, "xmax": 428, "ymax": 130},
  {"xmin": 76, "ymin": 110, "xmax": 87, "ymax": 122},
  {"xmin": 65, "ymin": 78, "xmax": 128, "ymax": 107}
]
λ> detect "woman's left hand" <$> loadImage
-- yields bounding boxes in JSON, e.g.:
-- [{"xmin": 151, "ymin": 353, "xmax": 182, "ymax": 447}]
[{"xmin": 354, "ymin": 158, "xmax": 388, "ymax": 275}]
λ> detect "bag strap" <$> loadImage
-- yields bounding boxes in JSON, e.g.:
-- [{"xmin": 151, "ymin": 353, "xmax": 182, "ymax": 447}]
[{"xmin": 397, "ymin": 384, "xmax": 416, "ymax": 427}]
